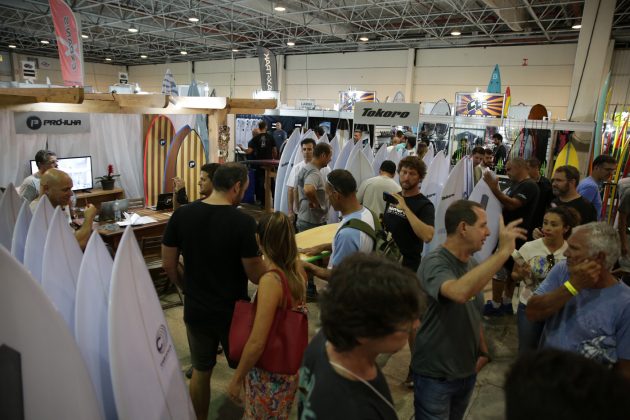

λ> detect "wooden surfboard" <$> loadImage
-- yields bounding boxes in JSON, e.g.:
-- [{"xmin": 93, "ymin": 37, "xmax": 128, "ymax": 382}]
[
  {"xmin": 296, "ymin": 222, "xmax": 340, "ymax": 262},
  {"xmin": 164, "ymin": 126, "xmax": 207, "ymax": 202},
  {"xmin": 144, "ymin": 115, "xmax": 175, "ymax": 208}
]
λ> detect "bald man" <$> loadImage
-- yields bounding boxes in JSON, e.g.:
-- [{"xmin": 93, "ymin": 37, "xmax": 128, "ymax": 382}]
[{"xmin": 30, "ymin": 168, "xmax": 97, "ymax": 250}]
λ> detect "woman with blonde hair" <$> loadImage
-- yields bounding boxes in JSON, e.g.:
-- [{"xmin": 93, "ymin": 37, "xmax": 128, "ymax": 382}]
[{"xmin": 228, "ymin": 211, "xmax": 307, "ymax": 418}]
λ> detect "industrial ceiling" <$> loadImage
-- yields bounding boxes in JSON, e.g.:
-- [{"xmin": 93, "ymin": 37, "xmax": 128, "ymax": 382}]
[{"xmin": 0, "ymin": 0, "xmax": 629, "ymax": 66}]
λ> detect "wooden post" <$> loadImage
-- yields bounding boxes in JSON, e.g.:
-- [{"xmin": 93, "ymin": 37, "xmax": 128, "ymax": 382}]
[{"xmin": 208, "ymin": 109, "xmax": 228, "ymax": 163}]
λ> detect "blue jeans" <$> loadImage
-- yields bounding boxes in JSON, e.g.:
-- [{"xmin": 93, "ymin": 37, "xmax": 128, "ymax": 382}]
[
  {"xmin": 413, "ymin": 373, "xmax": 476, "ymax": 420},
  {"xmin": 516, "ymin": 302, "xmax": 544, "ymax": 354}
]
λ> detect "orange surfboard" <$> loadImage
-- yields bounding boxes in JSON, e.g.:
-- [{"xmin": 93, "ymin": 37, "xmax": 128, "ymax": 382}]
[
  {"xmin": 164, "ymin": 126, "xmax": 207, "ymax": 201},
  {"xmin": 143, "ymin": 115, "xmax": 175, "ymax": 207}
]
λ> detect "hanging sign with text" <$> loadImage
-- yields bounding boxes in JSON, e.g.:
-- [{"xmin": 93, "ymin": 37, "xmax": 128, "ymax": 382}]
[
  {"xmin": 353, "ymin": 102, "xmax": 420, "ymax": 126},
  {"xmin": 14, "ymin": 112, "xmax": 91, "ymax": 134}
]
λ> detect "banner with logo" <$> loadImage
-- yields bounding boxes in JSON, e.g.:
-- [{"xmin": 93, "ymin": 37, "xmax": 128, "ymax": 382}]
[
  {"xmin": 256, "ymin": 46, "xmax": 278, "ymax": 91},
  {"xmin": 353, "ymin": 102, "xmax": 420, "ymax": 126},
  {"xmin": 14, "ymin": 112, "xmax": 91, "ymax": 134},
  {"xmin": 455, "ymin": 92, "xmax": 505, "ymax": 118},
  {"xmin": 49, "ymin": 0, "xmax": 84, "ymax": 86}
]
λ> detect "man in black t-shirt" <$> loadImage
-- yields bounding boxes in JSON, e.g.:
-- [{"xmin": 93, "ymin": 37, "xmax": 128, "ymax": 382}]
[
  {"xmin": 298, "ymin": 253, "xmax": 421, "ymax": 420},
  {"xmin": 162, "ymin": 163, "xmax": 267, "ymax": 420},
  {"xmin": 246, "ymin": 121, "xmax": 278, "ymax": 207},
  {"xmin": 483, "ymin": 158, "xmax": 539, "ymax": 316},
  {"xmin": 527, "ymin": 157, "xmax": 553, "ymax": 230},
  {"xmin": 493, "ymin": 133, "xmax": 507, "ymax": 172},
  {"xmin": 549, "ymin": 165, "xmax": 597, "ymax": 225}
]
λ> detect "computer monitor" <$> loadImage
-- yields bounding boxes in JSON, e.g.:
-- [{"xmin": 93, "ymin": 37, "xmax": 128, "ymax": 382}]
[{"xmin": 30, "ymin": 156, "xmax": 94, "ymax": 191}]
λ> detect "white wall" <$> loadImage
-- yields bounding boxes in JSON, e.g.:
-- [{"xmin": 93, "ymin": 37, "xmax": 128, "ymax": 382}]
[{"xmin": 610, "ymin": 49, "xmax": 630, "ymax": 110}]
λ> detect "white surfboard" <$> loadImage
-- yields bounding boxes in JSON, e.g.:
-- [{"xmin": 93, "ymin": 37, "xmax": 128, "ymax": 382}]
[
  {"xmin": 0, "ymin": 246, "xmax": 104, "ymax": 419},
  {"xmin": 372, "ymin": 144, "xmax": 389, "ymax": 176},
  {"xmin": 423, "ymin": 144, "xmax": 435, "ymax": 168},
  {"xmin": 109, "ymin": 227, "xmax": 195, "ymax": 420},
  {"xmin": 75, "ymin": 233, "xmax": 117, "ymax": 420},
  {"xmin": 0, "ymin": 183, "xmax": 24, "ymax": 250},
  {"xmin": 470, "ymin": 179, "xmax": 502, "ymax": 262},
  {"xmin": 334, "ymin": 139, "xmax": 355, "ymax": 170},
  {"xmin": 274, "ymin": 128, "xmax": 300, "ymax": 212},
  {"xmin": 23, "ymin": 195, "xmax": 55, "ymax": 284},
  {"xmin": 330, "ymin": 135, "xmax": 340, "ymax": 168},
  {"xmin": 426, "ymin": 157, "xmax": 473, "ymax": 255},
  {"xmin": 280, "ymin": 137, "xmax": 306, "ymax": 215},
  {"xmin": 362, "ymin": 143, "xmax": 374, "ymax": 164},
  {"xmin": 347, "ymin": 147, "xmax": 375, "ymax": 188},
  {"xmin": 41, "ymin": 206, "xmax": 83, "ymax": 334},
  {"xmin": 420, "ymin": 150, "xmax": 449, "ymax": 209},
  {"xmin": 11, "ymin": 200, "xmax": 32, "ymax": 263}
]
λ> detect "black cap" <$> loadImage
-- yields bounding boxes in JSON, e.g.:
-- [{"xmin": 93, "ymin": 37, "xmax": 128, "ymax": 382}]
[{"xmin": 379, "ymin": 160, "xmax": 396, "ymax": 175}]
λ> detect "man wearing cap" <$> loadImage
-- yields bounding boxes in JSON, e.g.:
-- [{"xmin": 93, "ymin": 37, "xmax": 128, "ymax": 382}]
[{"xmin": 357, "ymin": 160, "xmax": 401, "ymax": 217}]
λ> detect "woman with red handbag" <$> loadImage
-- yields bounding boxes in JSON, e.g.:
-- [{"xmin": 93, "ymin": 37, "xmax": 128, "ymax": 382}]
[{"xmin": 227, "ymin": 211, "xmax": 307, "ymax": 418}]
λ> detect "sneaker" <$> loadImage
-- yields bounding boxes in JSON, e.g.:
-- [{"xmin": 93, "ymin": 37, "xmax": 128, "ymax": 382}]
[
  {"xmin": 501, "ymin": 303, "xmax": 514, "ymax": 315},
  {"xmin": 483, "ymin": 300, "xmax": 503, "ymax": 316}
]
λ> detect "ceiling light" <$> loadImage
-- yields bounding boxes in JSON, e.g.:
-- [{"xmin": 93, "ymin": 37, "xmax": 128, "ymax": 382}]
[
  {"xmin": 180, "ymin": 50, "xmax": 188, "ymax": 55},
  {"xmin": 81, "ymin": 34, "xmax": 89, "ymax": 39},
  {"xmin": 359, "ymin": 36, "xmax": 369, "ymax": 42},
  {"xmin": 105, "ymin": 58, "xmax": 112, "ymax": 61},
  {"xmin": 188, "ymin": 17, "xmax": 199, "ymax": 22},
  {"xmin": 450, "ymin": 30, "xmax": 462, "ymax": 36},
  {"xmin": 128, "ymin": 25, "xmax": 138, "ymax": 33},
  {"xmin": 274, "ymin": 5, "xmax": 286, "ymax": 12},
  {"xmin": 287, "ymin": 41, "xmax": 295, "ymax": 46},
  {"xmin": 140, "ymin": 54, "xmax": 148, "ymax": 58},
  {"xmin": 572, "ymin": 24, "xmax": 582, "ymax": 29},
  {"xmin": 232, "ymin": 48, "xmax": 239, "ymax": 52},
  {"xmin": 8, "ymin": 44, "xmax": 16, "ymax": 48},
  {"xmin": 40, "ymin": 39, "xmax": 50, "ymax": 44}
]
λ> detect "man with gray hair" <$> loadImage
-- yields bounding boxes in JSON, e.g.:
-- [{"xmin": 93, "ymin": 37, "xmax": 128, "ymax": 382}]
[{"xmin": 527, "ymin": 222, "xmax": 630, "ymax": 380}]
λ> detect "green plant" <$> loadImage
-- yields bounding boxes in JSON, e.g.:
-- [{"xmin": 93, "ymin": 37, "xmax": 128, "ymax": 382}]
[{"xmin": 95, "ymin": 164, "xmax": 120, "ymax": 182}]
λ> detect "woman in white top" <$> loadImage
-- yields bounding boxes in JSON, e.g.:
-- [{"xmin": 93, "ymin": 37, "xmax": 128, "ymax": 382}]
[{"xmin": 511, "ymin": 206, "xmax": 579, "ymax": 354}]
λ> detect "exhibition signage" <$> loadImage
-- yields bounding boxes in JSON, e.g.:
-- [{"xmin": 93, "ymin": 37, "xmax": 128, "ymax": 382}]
[
  {"xmin": 14, "ymin": 112, "xmax": 91, "ymax": 134},
  {"xmin": 455, "ymin": 92, "xmax": 505, "ymax": 118},
  {"xmin": 353, "ymin": 102, "xmax": 420, "ymax": 126},
  {"xmin": 49, "ymin": 0, "xmax": 84, "ymax": 86},
  {"xmin": 21, "ymin": 61, "xmax": 37, "ymax": 80},
  {"xmin": 256, "ymin": 46, "xmax": 278, "ymax": 91}
]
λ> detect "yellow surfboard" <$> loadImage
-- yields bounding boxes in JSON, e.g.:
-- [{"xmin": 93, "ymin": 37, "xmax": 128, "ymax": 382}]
[{"xmin": 553, "ymin": 141, "xmax": 579, "ymax": 172}]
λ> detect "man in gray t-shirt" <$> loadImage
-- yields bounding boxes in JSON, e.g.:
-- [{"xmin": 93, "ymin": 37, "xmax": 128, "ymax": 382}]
[
  {"xmin": 412, "ymin": 200, "xmax": 526, "ymax": 420},
  {"xmin": 296, "ymin": 143, "xmax": 332, "ymax": 232}
]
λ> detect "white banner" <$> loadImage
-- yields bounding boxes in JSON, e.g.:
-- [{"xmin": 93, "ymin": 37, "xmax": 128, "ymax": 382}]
[
  {"xmin": 353, "ymin": 102, "xmax": 420, "ymax": 126},
  {"xmin": 14, "ymin": 112, "xmax": 91, "ymax": 134}
]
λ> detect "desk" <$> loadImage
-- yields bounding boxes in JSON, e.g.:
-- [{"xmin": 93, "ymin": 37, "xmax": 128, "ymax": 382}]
[
  {"xmin": 98, "ymin": 208, "xmax": 171, "ymax": 252},
  {"xmin": 76, "ymin": 188, "xmax": 125, "ymax": 210},
  {"xmin": 243, "ymin": 160, "xmax": 278, "ymax": 213}
]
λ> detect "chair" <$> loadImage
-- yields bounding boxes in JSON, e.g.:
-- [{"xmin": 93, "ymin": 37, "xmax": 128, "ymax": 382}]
[
  {"xmin": 127, "ymin": 197, "xmax": 145, "ymax": 210},
  {"xmin": 140, "ymin": 235, "xmax": 183, "ymax": 310}
]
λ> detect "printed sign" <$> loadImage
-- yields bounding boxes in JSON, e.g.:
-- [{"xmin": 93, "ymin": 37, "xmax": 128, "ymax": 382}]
[
  {"xmin": 455, "ymin": 92, "xmax": 505, "ymax": 118},
  {"xmin": 119, "ymin": 72, "xmax": 128, "ymax": 84},
  {"xmin": 256, "ymin": 46, "xmax": 278, "ymax": 91},
  {"xmin": 14, "ymin": 112, "xmax": 91, "ymax": 134},
  {"xmin": 296, "ymin": 99, "xmax": 316, "ymax": 110},
  {"xmin": 353, "ymin": 102, "xmax": 420, "ymax": 126},
  {"xmin": 21, "ymin": 61, "xmax": 37, "ymax": 80}
]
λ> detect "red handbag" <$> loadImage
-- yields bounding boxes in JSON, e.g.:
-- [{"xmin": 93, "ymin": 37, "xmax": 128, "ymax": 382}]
[{"xmin": 229, "ymin": 269, "xmax": 308, "ymax": 375}]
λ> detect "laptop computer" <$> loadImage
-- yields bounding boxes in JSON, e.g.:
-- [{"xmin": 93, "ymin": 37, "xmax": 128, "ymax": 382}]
[
  {"xmin": 154, "ymin": 193, "xmax": 174, "ymax": 211},
  {"xmin": 100, "ymin": 199, "xmax": 129, "ymax": 222}
]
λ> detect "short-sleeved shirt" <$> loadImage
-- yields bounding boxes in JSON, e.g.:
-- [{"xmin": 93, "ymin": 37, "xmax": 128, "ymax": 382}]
[
  {"xmin": 512, "ymin": 238, "xmax": 567, "ymax": 304},
  {"xmin": 357, "ymin": 175, "xmax": 401, "ymax": 217},
  {"xmin": 248, "ymin": 132, "xmax": 276, "ymax": 160},
  {"xmin": 531, "ymin": 176, "xmax": 553, "ymax": 229},
  {"xmin": 296, "ymin": 163, "xmax": 327, "ymax": 224},
  {"xmin": 162, "ymin": 202, "xmax": 260, "ymax": 326},
  {"xmin": 534, "ymin": 261, "xmax": 630, "ymax": 366},
  {"xmin": 577, "ymin": 176, "xmax": 602, "ymax": 220},
  {"xmin": 412, "ymin": 246, "xmax": 482, "ymax": 379},
  {"xmin": 18, "ymin": 173, "xmax": 41, "ymax": 202},
  {"xmin": 286, "ymin": 160, "xmax": 306, "ymax": 188},
  {"xmin": 494, "ymin": 144, "xmax": 507, "ymax": 166},
  {"xmin": 551, "ymin": 196, "xmax": 597, "ymax": 225},
  {"xmin": 329, "ymin": 207, "xmax": 375, "ymax": 269},
  {"xmin": 273, "ymin": 128, "xmax": 287, "ymax": 150},
  {"xmin": 504, "ymin": 178, "xmax": 540, "ymax": 237},
  {"xmin": 298, "ymin": 331, "xmax": 396, "ymax": 420},
  {"xmin": 383, "ymin": 193, "xmax": 435, "ymax": 271}
]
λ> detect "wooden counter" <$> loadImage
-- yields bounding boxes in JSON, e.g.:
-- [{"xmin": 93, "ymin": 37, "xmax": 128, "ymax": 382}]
[{"xmin": 76, "ymin": 187, "xmax": 125, "ymax": 210}]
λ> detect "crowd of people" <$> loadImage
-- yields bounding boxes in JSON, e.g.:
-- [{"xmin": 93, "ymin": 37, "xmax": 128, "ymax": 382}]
[{"xmin": 15, "ymin": 128, "xmax": 629, "ymax": 419}]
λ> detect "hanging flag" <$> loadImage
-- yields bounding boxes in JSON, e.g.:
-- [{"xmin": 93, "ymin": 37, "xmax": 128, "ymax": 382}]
[
  {"xmin": 49, "ymin": 0, "xmax": 84, "ymax": 86},
  {"xmin": 162, "ymin": 69, "xmax": 178, "ymax": 96},
  {"xmin": 503, "ymin": 86, "xmax": 511, "ymax": 117},
  {"xmin": 256, "ymin": 46, "xmax": 278, "ymax": 91},
  {"xmin": 487, "ymin": 64, "xmax": 501, "ymax": 93},
  {"xmin": 187, "ymin": 78, "xmax": 210, "ymax": 160}
]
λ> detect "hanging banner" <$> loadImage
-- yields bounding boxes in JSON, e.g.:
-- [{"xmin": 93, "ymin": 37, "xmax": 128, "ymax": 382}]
[
  {"xmin": 455, "ymin": 92, "xmax": 505, "ymax": 118},
  {"xmin": 49, "ymin": 0, "xmax": 84, "ymax": 86},
  {"xmin": 14, "ymin": 112, "xmax": 91, "ymax": 134},
  {"xmin": 256, "ymin": 46, "xmax": 278, "ymax": 91},
  {"xmin": 353, "ymin": 102, "xmax": 420, "ymax": 126}
]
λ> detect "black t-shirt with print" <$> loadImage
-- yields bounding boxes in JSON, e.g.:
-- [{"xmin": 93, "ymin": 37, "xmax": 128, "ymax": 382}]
[
  {"xmin": 504, "ymin": 178, "xmax": 540, "ymax": 234},
  {"xmin": 248, "ymin": 132, "xmax": 276, "ymax": 159},
  {"xmin": 551, "ymin": 196, "xmax": 597, "ymax": 225}
]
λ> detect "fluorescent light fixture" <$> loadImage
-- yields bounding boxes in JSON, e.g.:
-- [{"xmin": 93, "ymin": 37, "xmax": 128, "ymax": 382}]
[
  {"xmin": 287, "ymin": 41, "xmax": 295, "ymax": 46},
  {"xmin": 274, "ymin": 5, "xmax": 286, "ymax": 11},
  {"xmin": 105, "ymin": 58, "xmax": 112, "ymax": 61},
  {"xmin": 140, "ymin": 54, "xmax": 148, "ymax": 58},
  {"xmin": 359, "ymin": 36, "xmax": 369, "ymax": 42},
  {"xmin": 232, "ymin": 48, "xmax": 239, "ymax": 52},
  {"xmin": 450, "ymin": 30, "xmax": 461, "ymax": 36},
  {"xmin": 8, "ymin": 44, "xmax": 16, "ymax": 48},
  {"xmin": 180, "ymin": 50, "xmax": 188, "ymax": 55},
  {"xmin": 40, "ymin": 39, "xmax": 50, "ymax": 44},
  {"xmin": 572, "ymin": 24, "xmax": 582, "ymax": 29},
  {"xmin": 81, "ymin": 34, "xmax": 89, "ymax": 39},
  {"xmin": 188, "ymin": 17, "xmax": 199, "ymax": 22},
  {"xmin": 128, "ymin": 25, "xmax": 138, "ymax": 33}
]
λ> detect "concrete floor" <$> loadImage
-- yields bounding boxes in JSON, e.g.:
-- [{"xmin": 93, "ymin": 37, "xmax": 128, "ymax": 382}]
[{"xmin": 162, "ymin": 279, "xmax": 517, "ymax": 420}]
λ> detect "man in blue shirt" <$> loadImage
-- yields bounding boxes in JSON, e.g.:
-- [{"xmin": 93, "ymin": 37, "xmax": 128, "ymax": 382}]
[
  {"xmin": 577, "ymin": 155, "xmax": 617, "ymax": 220},
  {"xmin": 527, "ymin": 222, "xmax": 630, "ymax": 380}
]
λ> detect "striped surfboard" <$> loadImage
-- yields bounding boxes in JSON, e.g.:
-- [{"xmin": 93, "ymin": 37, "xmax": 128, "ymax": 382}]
[
  {"xmin": 164, "ymin": 126, "xmax": 207, "ymax": 202},
  {"xmin": 144, "ymin": 115, "xmax": 175, "ymax": 207}
]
